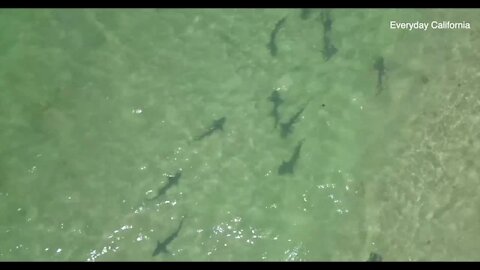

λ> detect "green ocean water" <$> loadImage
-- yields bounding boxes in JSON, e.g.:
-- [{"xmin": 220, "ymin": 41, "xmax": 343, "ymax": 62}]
[{"xmin": 1, "ymin": 8, "xmax": 480, "ymax": 261}]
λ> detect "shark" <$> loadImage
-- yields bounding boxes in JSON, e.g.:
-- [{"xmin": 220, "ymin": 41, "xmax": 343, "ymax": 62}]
[
  {"xmin": 149, "ymin": 170, "xmax": 182, "ymax": 200},
  {"xmin": 320, "ymin": 10, "xmax": 337, "ymax": 61},
  {"xmin": 279, "ymin": 103, "xmax": 308, "ymax": 138},
  {"xmin": 268, "ymin": 90, "xmax": 284, "ymax": 128},
  {"xmin": 300, "ymin": 9, "xmax": 313, "ymax": 20},
  {"xmin": 267, "ymin": 17, "xmax": 287, "ymax": 57},
  {"xmin": 278, "ymin": 139, "xmax": 305, "ymax": 175},
  {"xmin": 374, "ymin": 56, "xmax": 387, "ymax": 96},
  {"xmin": 367, "ymin": 252, "xmax": 383, "ymax": 262},
  {"xmin": 152, "ymin": 217, "xmax": 185, "ymax": 257},
  {"xmin": 320, "ymin": 10, "xmax": 333, "ymax": 35},
  {"xmin": 194, "ymin": 117, "xmax": 226, "ymax": 141}
]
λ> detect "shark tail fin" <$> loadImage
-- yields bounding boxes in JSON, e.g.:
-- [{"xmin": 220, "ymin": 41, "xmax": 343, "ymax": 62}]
[
  {"xmin": 152, "ymin": 241, "xmax": 169, "ymax": 257},
  {"xmin": 278, "ymin": 161, "xmax": 293, "ymax": 175}
]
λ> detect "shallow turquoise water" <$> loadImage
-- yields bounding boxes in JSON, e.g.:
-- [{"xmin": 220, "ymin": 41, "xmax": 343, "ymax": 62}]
[{"xmin": 1, "ymin": 9, "xmax": 480, "ymax": 261}]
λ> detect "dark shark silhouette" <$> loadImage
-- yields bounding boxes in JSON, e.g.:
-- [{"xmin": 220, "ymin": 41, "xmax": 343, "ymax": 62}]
[
  {"xmin": 367, "ymin": 252, "xmax": 382, "ymax": 262},
  {"xmin": 322, "ymin": 36, "xmax": 337, "ymax": 61},
  {"xmin": 320, "ymin": 10, "xmax": 337, "ymax": 61},
  {"xmin": 152, "ymin": 217, "xmax": 185, "ymax": 257},
  {"xmin": 374, "ymin": 56, "xmax": 386, "ymax": 96},
  {"xmin": 267, "ymin": 17, "xmax": 287, "ymax": 57},
  {"xmin": 278, "ymin": 139, "xmax": 305, "ymax": 175},
  {"xmin": 300, "ymin": 9, "xmax": 313, "ymax": 20},
  {"xmin": 149, "ymin": 170, "xmax": 182, "ymax": 200},
  {"xmin": 280, "ymin": 103, "xmax": 308, "ymax": 138},
  {"xmin": 268, "ymin": 90, "xmax": 284, "ymax": 128},
  {"xmin": 320, "ymin": 10, "xmax": 333, "ymax": 34},
  {"xmin": 195, "ymin": 117, "xmax": 226, "ymax": 141}
]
